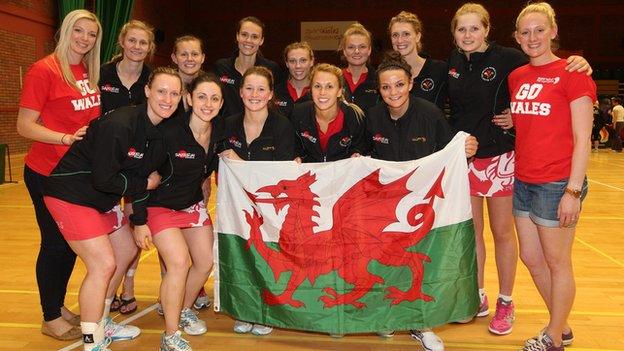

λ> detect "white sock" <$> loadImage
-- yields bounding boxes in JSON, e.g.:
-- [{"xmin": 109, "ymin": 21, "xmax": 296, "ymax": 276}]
[
  {"xmin": 81, "ymin": 321, "xmax": 102, "ymax": 351},
  {"xmin": 126, "ymin": 268, "xmax": 136, "ymax": 278},
  {"xmin": 478, "ymin": 288, "xmax": 486, "ymax": 302},
  {"xmin": 102, "ymin": 298, "xmax": 112, "ymax": 320},
  {"xmin": 498, "ymin": 294, "xmax": 512, "ymax": 303}
]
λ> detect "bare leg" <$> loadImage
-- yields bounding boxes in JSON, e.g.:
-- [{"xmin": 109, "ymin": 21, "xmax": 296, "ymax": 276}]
[
  {"xmin": 486, "ymin": 196, "xmax": 517, "ymax": 296},
  {"xmin": 471, "ymin": 196, "xmax": 486, "ymax": 290},
  {"xmin": 106, "ymin": 224, "xmax": 138, "ymax": 300},
  {"xmin": 181, "ymin": 226, "xmax": 214, "ymax": 309}
]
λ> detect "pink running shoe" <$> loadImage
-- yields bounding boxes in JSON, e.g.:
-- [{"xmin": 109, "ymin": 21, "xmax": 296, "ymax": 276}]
[
  {"xmin": 488, "ymin": 298, "xmax": 515, "ymax": 335},
  {"xmin": 476, "ymin": 294, "xmax": 490, "ymax": 317}
]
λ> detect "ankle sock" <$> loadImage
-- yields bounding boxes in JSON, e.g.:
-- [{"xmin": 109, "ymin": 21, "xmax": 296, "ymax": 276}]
[
  {"xmin": 81, "ymin": 321, "xmax": 101, "ymax": 351},
  {"xmin": 478, "ymin": 288, "xmax": 486, "ymax": 303},
  {"xmin": 498, "ymin": 294, "xmax": 512, "ymax": 303}
]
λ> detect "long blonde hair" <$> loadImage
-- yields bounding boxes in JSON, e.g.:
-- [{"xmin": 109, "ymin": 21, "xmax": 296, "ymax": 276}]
[
  {"xmin": 54, "ymin": 9, "xmax": 102, "ymax": 91},
  {"xmin": 309, "ymin": 63, "xmax": 365, "ymax": 121}
]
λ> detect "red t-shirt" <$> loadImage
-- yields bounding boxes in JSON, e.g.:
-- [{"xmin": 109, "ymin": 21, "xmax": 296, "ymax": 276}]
[
  {"xmin": 509, "ymin": 59, "xmax": 596, "ymax": 183},
  {"xmin": 316, "ymin": 109, "xmax": 345, "ymax": 153},
  {"xmin": 20, "ymin": 55, "xmax": 101, "ymax": 176},
  {"xmin": 286, "ymin": 81, "xmax": 309, "ymax": 102},
  {"xmin": 342, "ymin": 68, "xmax": 368, "ymax": 93}
]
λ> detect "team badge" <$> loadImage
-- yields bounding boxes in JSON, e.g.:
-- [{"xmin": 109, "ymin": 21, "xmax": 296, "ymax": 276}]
[
  {"xmin": 127, "ymin": 147, "xmax": 144, "ymax": 159},
  {"xmin": 175, "ymin": 149, "xmax": 196, "ymax": 159},
  {"xmin": 448, "ymin": 68, "xmax": 460, "ymax": 79},
  {"xmin": 229, "ymin": 136, "xmax": 242, "ymax": 148},
  {"xmin": 481, "ymin": 67, "xmax": 497, "ymax": 81},
  {"xmin": 372, "ymin": 134, "xmax": 389, "ymax": 144},
  {"xmin": 339, "ymin": 136, "xmax": 352, "ymax": 147},
  {"xmin": 420, "ymin": 78, "xmax": 434, "ymax": 92},
  {"xmin": 300, "ymin": 131, "xmax": 317, "ymax": 143}
]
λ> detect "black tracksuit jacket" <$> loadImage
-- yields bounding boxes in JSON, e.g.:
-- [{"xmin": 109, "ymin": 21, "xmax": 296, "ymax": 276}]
[
  {"xmin": 343, "ymin": 66, "xmax": 379, "ymax": 113},
  {"xmin": 411, "ymin": 56, "xmax": 448, "ymax": 111},
  {"xmin": 291, "ymin": 101, "xmax": 366, "ymax": 162},
  {"xmin": 223, "ymin": 110, "xmax": 296, "ymax": 161},
  {"xmin": 99, "ymin": 61, "xmax": 152, "ymax": 115},
  {"xmin": 273, "ymin": 80, "xmax": 311, "ymax": 119},
  {"xmin": 447, "ymin": 43, "xmax": 527, "ymax": 158},
  {"xmin": 45, "ymin": 104, "xmax": 165, "ymax": 224},
  {"xmin": 364, "ymin": 96, "xmax": 452, "ymax": 161}
]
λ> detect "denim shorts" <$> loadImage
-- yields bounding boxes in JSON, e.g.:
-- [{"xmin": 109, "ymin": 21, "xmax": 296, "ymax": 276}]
[{"xmin": 512, "ymin": 177, "xmax": 588, "ymax": 228}]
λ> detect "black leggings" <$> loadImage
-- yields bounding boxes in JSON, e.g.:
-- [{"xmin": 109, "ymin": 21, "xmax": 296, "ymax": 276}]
[{"xmin": 23, "ymin": 166, "xmax": 77, "ymax": 321}]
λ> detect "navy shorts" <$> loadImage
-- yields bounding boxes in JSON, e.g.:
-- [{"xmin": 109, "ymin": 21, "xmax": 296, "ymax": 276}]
[{"xmin": 512, "ymin": 177, "xmax": 588, "ymax": 228}]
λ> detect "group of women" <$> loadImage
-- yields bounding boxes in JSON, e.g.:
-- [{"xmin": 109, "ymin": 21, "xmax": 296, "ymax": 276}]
[{"xmin": 17, "ymin": 2, "xmax": 595, "ymax": 351}]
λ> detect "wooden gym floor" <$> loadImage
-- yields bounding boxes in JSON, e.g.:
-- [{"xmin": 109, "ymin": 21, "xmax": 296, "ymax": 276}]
[{"xmin": 0, "ymin": 150, "xmax": 622, "ymax": 351}]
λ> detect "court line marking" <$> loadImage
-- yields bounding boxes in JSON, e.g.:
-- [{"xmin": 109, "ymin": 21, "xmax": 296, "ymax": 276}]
[
  {"xmin": 588, "ymin": 178, "xmax": 624, "ymax": 192},
  {"xmin": 575, "ymin": 237, "xmax": 624, "ymax": 269}
]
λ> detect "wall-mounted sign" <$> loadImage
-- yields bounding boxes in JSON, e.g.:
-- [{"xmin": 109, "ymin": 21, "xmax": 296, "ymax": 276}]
[{"xmin": 300, "ymin": 21, "xmax": 356, "ymax": 51}]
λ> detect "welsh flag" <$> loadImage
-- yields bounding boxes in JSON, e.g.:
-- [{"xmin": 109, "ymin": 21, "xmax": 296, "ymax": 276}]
[{"xmin": 214, "ymin": 133, "xmax": 478, "ymax": 334}]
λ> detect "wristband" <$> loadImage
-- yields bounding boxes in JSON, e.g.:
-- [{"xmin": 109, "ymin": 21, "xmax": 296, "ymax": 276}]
[
  {"xmin": 564, "ymin": 187, "xmax": 581, "ymax": 199},
  {"xmin": 60, "ymin": 134, "xmax": 68, "ymax": 145}
]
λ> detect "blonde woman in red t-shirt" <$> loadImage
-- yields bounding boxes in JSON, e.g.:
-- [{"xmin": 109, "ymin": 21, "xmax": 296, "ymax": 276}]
[
  {"xmin": 16, "ymin": 9, "xmax": 102, "ymax": 342},
  {"xmin": 509, "ymin": 3, "xmax": 595, "ymax": 350}
]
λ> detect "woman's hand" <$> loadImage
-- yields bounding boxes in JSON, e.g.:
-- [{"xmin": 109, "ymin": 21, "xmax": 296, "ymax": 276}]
[
  {"xmin": 133, "ymin": 224, "xmax": 152, "ymax": 250},
  {"xmin": 558, "ymin": 192, "xmax": 581, "ymax": 228},
  {"xmin": 65, "ymin": 125, "xmax": 88, "ymax": 145},
  {"xmin": 350, "ymin": 153, "xmax": 361, "ymax": 158},
  {"xmin": 146, "ymin": 171, "xmax": 161, "ymax": 190},
  {"xmin": 565, "ymin": 56, "xmax": 593, "ymax": 76},
  {"xmin": 492, "ymin": 108, "xmax": 513, "ymax": 130},
  {"xmin": 220, "ymin": 149, "xmax": 243, "ymax": 160},
  {"xmin": 464, "ymin": 135, "xmax": 478, "ymax": 158}
]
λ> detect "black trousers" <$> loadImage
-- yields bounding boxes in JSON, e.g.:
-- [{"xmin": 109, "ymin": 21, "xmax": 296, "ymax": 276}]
[{"xmin": 23, "ymin": 166, "xmax": 77, "ymax": 321}]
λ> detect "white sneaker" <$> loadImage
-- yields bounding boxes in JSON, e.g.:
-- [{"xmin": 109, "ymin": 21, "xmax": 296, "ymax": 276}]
[
  {"xmin": 233, "ymin": 320, "xmax": 253, "ymax": 334},
  {"xmin": 160, "ymin": 330, "xmax": 192, "ymax": 351},
  {"xmin": 103, "ymin": 316, "xmax": 141, "ymax": 341},
  {"xmin": 193, "ymin": 291, "xmax": 211, "ymax": 310},
  {"xmin": 85, "ymin": 336, "xmax": 112, "ymax": 351},
  {"xmin": 377, "ymin": 330, "xmax": 395, "ymax": 338},
  {"xmin": 251, "ymin": 324, "xmax": 273, "ymax": 336},
  {"xmin": 410, "ymin": 329, "xmax": 444, "ymax": 351},
  {"xmin": 179, "ymin": 308, "xmax": 207, "ymax": 335}
]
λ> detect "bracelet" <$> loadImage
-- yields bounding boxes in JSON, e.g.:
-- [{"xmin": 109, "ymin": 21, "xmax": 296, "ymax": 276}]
[{"xmin": 60, "ymin": 134, "xmax": 69, "ymax": 145}]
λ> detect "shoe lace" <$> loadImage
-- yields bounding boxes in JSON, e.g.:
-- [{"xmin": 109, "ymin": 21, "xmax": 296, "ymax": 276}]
[
  {"xmin": 181, "ymin": 309, "xmax": 200, "ymax": 324},
  {"xmin": 94, "ymin": 336, "xmax": 113, "ymax": 351},
  {"xmin": 167, "ymin": 332, "xmax": 190, "ymax": 350},
  {"xmin": 494, "ymin": 301, "xmax": 513, "ymax": 321},
  {"xmin": 104, "ymin": 317, "xmax": 125, "ymax": 335}
]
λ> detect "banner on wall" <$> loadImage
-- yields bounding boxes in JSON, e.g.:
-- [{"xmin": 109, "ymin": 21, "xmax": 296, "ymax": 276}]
[{"xmin": 300, "ymin": 21, "xmax": 356, "ymax": 50}]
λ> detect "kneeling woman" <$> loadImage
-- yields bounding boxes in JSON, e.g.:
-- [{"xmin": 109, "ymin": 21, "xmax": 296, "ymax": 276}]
[
  {"xmin": 221, "ymin": 66, "xmax": 296, "ymax": 335},
  {"xmin": 43, "ymin": 67, "xmax": 182, "ymax": 351},
  {"xmin": 133, "ymin": 73, "xmax": 224, "ymax": 350},
  {"xmin": 365, "ymin": 52, "xmax": 477, "ymax": 351},
  {"xmin": 291, "ymin": 63, "xmax": 365, "ymax": 162}
]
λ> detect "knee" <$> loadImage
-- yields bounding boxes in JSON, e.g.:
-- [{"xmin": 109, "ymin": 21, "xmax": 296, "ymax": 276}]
[
  {"xmin": 519, "ymin": 250, "xmax": 545, "ymax": 272},
  {"xmin": 193, "ymin": 259, "xmax": 213, "ymax": 277},
  {"xmin": 89, "ymin": 256, "xmax": 116, "ymax": 280},
  {"xmin": 167, "ymin": 254, "xmax": 191, "ymax": 274},
  {"xmin": 543, "ymin": 254, "xmax": 572, "ymax": 274}
]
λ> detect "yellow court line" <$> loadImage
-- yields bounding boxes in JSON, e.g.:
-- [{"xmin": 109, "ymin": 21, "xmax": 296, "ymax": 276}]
[{"xmin": 575, "ymin": 236, "xmax": 624, "ymax": 269}]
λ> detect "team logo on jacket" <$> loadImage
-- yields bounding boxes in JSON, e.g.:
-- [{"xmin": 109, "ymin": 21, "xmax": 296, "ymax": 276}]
[
  {"xmin": 448, "ymin": 68, "xmax": 460, "ymax": 79},
  {"xmin": 228, "ymin": 136, "xmax": 242, "ymax": 148},
  {"xmin": 481, "ymin": 67, "xmax": 497, "ymax": 81},
  {"xmin": 372, "ymin": 133, "xmax": 389, "ymax": 144},
  {"xmin": 100, "ymin": 84, "xmax": 120, "ymax": 93},
  {"xmin": 275, "ymin": 99, "xmax": 287, "ymax": 107},
  {"xmin": 175, "ymin": 149, "xmax": 196, "ymax": 159},
  {"xmin": 420, "ymin": 78, "xmax": 434, "ymax": 92},
  {"xmin": 300, "ymin": 131, "xmax": 317, "ymax": 143},
  {"xmin": 127, "ymin": 147, "xmax": 144, "ymax": 159},
  {"xmin": 220, "ymin": 75, "xmax": 235, "ymax": 85},
  {"xmin": 339, "ymin": 136, "xmax": 352, "ymax": 147}
]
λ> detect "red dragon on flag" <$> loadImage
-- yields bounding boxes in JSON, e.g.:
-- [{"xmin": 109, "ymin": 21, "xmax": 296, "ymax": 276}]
[{"xmin": 241, "ymin": 167, "xmax": 446, "ymax": 309}]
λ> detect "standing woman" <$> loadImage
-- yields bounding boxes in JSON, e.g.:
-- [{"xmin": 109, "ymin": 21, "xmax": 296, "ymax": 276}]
[
  {"xmin": 274, "ymin": 41, "xmax": 314, "ymax": 118},
  {"xmin": 42, "ymin": 67, "xmax": 181, "ymax": 351},
  {"xmin": 365, "ymin": 52, "xmax": 478, "ymax": 351},
  {"xmin": 221, "ymin": 66, "xmax": 296, "ymax": 336},
  {"xmin": 338, "ymin": 23, "xmax": 379, "ymax": 113},
  {"xmin": 447, "ymin": 3, "xmax": 591, "ymax": 335},
  {"xmin": 388, "ymin": 11, "xmax": 448, "ymax": 110},
  {"xmin": 99, "ymin": 19, "xmax": 155, "ymax": 316},
  {"xmin": 171, "ymin": 35, "xmax": 206, "ymax": 114},
  {"xmin": 133, "ymin": 73, "xmax": 224, "ymax": 351},
  {"xmin": 100, "ymin": 20, "xmax": 155, "ymax": 115},
  {"xmin": 510, "ymin": 3, "xmax": 595, "ymax": 350},
  {"xmin": 16, "ymin": 9, "xmax": 101, "ymax": 341},
  {"xmin": 213, "ymin": 16, "xmax": 282, "ymax": 118},
  {"xmin": 291, "ymin": 63, "xmax": 365, "ymax": 162}
]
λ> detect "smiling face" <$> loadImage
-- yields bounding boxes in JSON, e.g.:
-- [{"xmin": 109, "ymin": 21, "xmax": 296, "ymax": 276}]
[
  {"xmin": 515, "ymin": 12, "xmax": 557, "ymax": 64},
  {"xmin": 68, "ymin": 18, "xmax": 98, "ymax": 62},
  {"xmin": 379, "ymin": 69, "xmax": 412, "ymax": 117},
  {"xmin": 453, "ymin": 13, "xmax": 489, "ymax": 55},
  {"xmin": 171, "ymin": 40, "xmax": 205, "ymax": 77},
  {"xmin": 240, "ymin": 73, "xmax": 273, "ymax": 112},
  {"xmin": 120, "ymin": 28, "xmax": 150, "ymax": 63},
  {"xmin": 145, "ymin": 73, "xmax": 182, "ymax": 124},
  {"xmin": 311, "ymin": 70, "xmax": 342, "ymax": 113},
  {"xmin": 343, "ymin": 34, "xmax": 371, "ymax": 67},
  {"xmin": 187, "ymin": 81, "xmax": 223, "ymax": 123},
  {"xmin": 237, "ymin": 21, "xmax": 264, "ymax": 57},
  {"xmin": 286, "ymin": 48, "xmax": 314, "ymax": 82},
  {"xmin": 390, "ymin": 22, "xmax": 421, "ymax": 57}
]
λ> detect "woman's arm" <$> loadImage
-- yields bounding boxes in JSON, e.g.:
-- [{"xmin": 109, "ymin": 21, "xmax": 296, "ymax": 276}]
[
  {"xmin": 16, "ymin": 108, "xmax": 87, "ymax": 145},
  {"xmin": 558, "ymin": 96, "xmax": 593, "ymax": 227}
]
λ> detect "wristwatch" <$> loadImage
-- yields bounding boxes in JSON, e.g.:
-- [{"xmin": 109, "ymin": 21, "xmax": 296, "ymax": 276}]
[{"xmin": 565, "ymin": 187, "xmax": 582, "ymax": 198}]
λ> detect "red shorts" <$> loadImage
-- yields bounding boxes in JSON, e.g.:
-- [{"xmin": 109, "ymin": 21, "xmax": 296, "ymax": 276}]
[
  {"xmin": 468, "ymin": 151, "xmax": 515, "ymax": 197},
  {"xmin": 146, "ymin": 200, "xmax": 212, "ymax": 236},
  {"xmin": 43, "ymin": 196, "xmax": 127, "ymax": 241}
]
